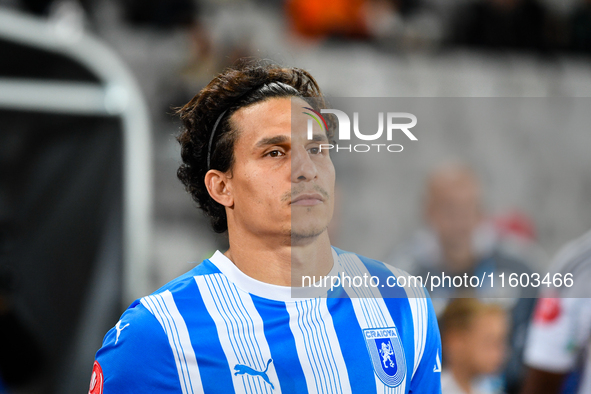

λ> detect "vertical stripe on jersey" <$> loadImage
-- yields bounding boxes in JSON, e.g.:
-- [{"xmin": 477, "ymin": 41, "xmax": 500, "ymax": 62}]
[
  {"xmin": 338, "ymin": 252, "xmax": 408, "ymax": 394},
  {"xmin": 326, "ymin": 297, "xmax": 377, "ymax": 392},
  {"xmin": 285, "ymin": 298, "xmax": 352, "ymax": 394},
  {"xmin": 171, "ymin": 275, "xmax": 235, "ymax": 394},
  {"xmin": 140, "ymin": 291, "xmax": 203, "ymax": 394},
  {"xmin": 250, "ymin": 295, "xmax": 309, "ymax": 394},
  {"xmin": 196, "ymin": 274, "xmax": 280, "ymax": 394},
  {"xmin": 386, "ymin": 266, "xmax": 429, "ymax": 379}
]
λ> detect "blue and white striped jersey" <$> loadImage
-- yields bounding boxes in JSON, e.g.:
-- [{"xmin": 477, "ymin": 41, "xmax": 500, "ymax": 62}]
[{"xmin": 93, "ymin": 247, "xmax": 442, "ymax": 393}]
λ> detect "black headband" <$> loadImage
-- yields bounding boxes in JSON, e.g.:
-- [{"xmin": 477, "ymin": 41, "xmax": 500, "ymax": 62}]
[
  {"xmin": 205, "ymin": 81, "xmax": 302, "ymax": 170},
  {"xmin": 206, "ymin": 109, "xmax": 228, "ymax": 170}
]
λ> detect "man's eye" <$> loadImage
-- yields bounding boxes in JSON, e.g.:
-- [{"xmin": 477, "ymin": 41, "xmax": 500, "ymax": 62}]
[
  {"xmin": 309, "ymin": 147, "xmax": 320, "ymax": 155},
  {"xmin": 267, "ymin": 150, "xmax": 284, "ymax": 157}
]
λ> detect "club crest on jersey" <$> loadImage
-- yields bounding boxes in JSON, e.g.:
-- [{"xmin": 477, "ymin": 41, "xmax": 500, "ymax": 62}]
[{"xmin": 363, "ymin": 327, "xmax": 406, "ymax": 387}]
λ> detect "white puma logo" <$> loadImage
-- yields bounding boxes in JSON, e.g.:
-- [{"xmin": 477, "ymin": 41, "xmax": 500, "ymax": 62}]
[
  {"xmin": 433, "ymin": 352, "xmax": 442, "ymax": 373},
  {"xmin": 115, "ymin": 320, "xmax": 130, "ymax": 344}
]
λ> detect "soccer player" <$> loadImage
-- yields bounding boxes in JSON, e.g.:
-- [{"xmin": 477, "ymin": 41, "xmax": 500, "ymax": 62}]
[
  {"xmin": 90, "ymin": 60, "xmax": 442, "ymax": 393},
  {"xmin": 521, "ymin": 229, "xmax": 591, "ymax": 394}
]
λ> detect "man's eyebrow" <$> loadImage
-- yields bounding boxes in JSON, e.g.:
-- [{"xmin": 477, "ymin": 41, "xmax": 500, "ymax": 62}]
[
  {"xmin": 255, "ymin": 135, "xmax": 290, "ymax": 148},
  {"xmin": 310, "ymin": 134, "xmax": 328, "ymax": 142}
]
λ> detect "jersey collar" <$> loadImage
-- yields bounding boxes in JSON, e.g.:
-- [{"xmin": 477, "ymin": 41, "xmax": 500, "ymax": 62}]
[{"xmin": 207, "ymin": 248, "xmax": 340, "ymax": 302}]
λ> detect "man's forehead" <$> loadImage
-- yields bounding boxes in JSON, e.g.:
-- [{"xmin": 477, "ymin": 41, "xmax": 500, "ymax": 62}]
[
  {"xmin": 231, "ymin": 97, "xmax": 328, "ymax": 145},
  {"xmin": 291, "ymin": 101, "xmax": 329, "ymax": 142}
]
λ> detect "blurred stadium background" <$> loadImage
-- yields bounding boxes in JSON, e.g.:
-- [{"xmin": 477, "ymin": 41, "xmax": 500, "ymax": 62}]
[{"xmin": 1, "ymin": 0, "xmax": 591, "ymax": 393}]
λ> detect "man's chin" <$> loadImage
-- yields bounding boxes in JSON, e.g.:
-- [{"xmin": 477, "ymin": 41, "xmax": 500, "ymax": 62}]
[{"xmin": 289, "ymin": 226, "xmax": 328, "ymax": 245}]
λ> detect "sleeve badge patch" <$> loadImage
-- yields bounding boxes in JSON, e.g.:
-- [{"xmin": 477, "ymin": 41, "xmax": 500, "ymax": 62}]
[{"xmin": 88, "ymin": 360, "xmax": 104, "ymax": 394}]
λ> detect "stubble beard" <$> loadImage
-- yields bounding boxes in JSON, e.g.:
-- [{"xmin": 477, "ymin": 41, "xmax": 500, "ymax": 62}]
[
  {"xmin": 289, "ymin": 206, "xmax": 330, "ymax": 246},
  {"xmin": 283, "ymin": 184, "xmax": 332, "ymax": 245},
  {"xmin": 290, "ymin": 224, "xmax": 328, "ymax": 245}
]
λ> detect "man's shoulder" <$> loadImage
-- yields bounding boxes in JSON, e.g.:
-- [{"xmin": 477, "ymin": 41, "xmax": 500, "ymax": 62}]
[
  {"xmin": 101, "ymin": 298, "xmax": 162, "ymax": 347},
  {"xmin": 113, "ymin": 255, "xmax": 220, "ymax": 330},
  {"xmin": 333, "ymin": 246, "xmax": 429, "ymax": 300},
  {"xmin": 96, "ymin": 298, "xmax": 175, "ymax": 372},
  {"xmin": 94, "ymin": 258, "xmax": 221, "ymax": 377},
  {"xmin": 96, "ymin": 293, "xmax": 184, "ymax": 392},
  {"xmin": 149, "ymin": 255, "xmax": 221, "ymax": 297}
]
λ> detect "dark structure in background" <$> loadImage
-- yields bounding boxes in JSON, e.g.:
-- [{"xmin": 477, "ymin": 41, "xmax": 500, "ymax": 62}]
[
  {"xmin": 0, "ymin": 267, "xmax": 45, "ymax": 390},
  {"xmin": 122, "ymin": 0, "xmax": 197, "ymax": 29},
  {"xmin": 0, "ymin": 39, "xmax": 123, "ymax": 394},
  {"xmin": 17, "ymin": 0, "xmax": 92, "ymax": 16},
  {"xmin": 0, "ymin": 7, "xmax": 152, "ymax": 393},
  {"xmin": 451, "ymin": 0, "xmax": 556, "ymax": 52},
  {"xmin": 0, "ymin": 112, "xmax": 122, "ymax": 394},
  {"xmin": 570, "ymin": 0, "xmax": 591, "ymax": 54}
]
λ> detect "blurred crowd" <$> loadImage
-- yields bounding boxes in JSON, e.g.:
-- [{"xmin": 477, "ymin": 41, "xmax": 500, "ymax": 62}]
[
  {"xmin": 287, "ymin": 0, "xmax": 591, "ymax": 54},
  {"xmin": 387, "ymin": 162, "xmax": 540, "ymax": 393},
  {"xmin": 14, "ymin": 0, "xmax": 589, "ymax": 54},
  {"xmin": 4, "ymin": 0, "xmax": 591, "ymax": 72},
  {"xmin": 4, "ymin": 0, "xmax": 591, "ymax": 112},
  {"xmin": 385, "ymin": 161, "xmax": 591, "ymax": 394}
]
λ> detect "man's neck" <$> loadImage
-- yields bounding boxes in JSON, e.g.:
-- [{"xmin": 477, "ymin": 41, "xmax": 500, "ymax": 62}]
[
  {"xmin": 224, "ymin": 230, "xmax": 333, "ymax": 287},
  {"xmin": 290, "ymin": 233, "xmax": 334, "ymax": 287}
]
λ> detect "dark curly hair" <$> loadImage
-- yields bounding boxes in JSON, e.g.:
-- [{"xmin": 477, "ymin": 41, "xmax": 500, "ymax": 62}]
[{"xmin": 177, "ymin": 59, "xmax": 329, "ymax": 233}]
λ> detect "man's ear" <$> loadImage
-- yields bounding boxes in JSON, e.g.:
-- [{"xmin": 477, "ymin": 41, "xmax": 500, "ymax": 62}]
[{"xmin": 204, "ymin": 170, "xmax": 233, "ymax": 207}]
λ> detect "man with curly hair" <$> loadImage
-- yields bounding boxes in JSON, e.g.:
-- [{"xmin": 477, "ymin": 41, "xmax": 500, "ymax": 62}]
[{"xmin": 90, "ymin": 60, "xmax": 442, "ymax": 393}]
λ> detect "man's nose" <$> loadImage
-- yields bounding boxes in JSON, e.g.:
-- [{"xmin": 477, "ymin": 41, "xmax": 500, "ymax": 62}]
[{"xmin": 291, "ymin": 147, "xmax": 317, "ymax": 182}]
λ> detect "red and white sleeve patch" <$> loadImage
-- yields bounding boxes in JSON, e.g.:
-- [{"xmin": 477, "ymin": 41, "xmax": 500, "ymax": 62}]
[
  {"xmin": 88, "ymin": 361, "xmax": 104, "ymax": 394},
  {"xmin": 533, "ymin": 297, "xmax": 562, "ymax": 324}
]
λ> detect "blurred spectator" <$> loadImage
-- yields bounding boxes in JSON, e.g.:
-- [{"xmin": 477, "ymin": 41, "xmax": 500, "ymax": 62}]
[
  {"xmin": 439, "ymin": 298, "xmax": 509, "ymax": 394},
  {"xmin": 450, "ymin": 0, "xmax": 561, "ymax": 53},
  {"xmin": 285, "ymin": 0, "xmax": 437, "ymax": 47},
  {"xmin": 521, "ymin": 229, "xmax": 591, "ymax": 394},
  {"xmin": 388, "ymin": 161, "xmax": 539, "ymax": 393},
  {"xmin": 286, "ymin": 0, "xmax": 371, "ymax": 40}
]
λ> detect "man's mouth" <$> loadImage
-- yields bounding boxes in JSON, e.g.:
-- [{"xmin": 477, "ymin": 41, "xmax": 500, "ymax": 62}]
[{"xmin": 291, "ymin": 193, "xmax": 324, "ymax": 206}]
